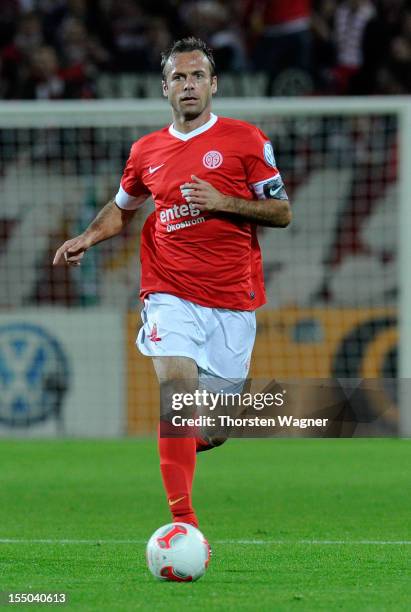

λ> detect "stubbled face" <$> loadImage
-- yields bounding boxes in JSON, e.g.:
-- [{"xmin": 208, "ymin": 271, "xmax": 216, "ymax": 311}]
[{"xmin": 162, "ymin": 50, "xmax": 217, "ymax": 120}]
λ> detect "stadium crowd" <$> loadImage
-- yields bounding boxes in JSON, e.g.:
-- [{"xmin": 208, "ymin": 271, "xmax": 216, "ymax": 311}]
[{"xmin": 0, "ymin": 0, "xmax": 410, "ymax": 99}]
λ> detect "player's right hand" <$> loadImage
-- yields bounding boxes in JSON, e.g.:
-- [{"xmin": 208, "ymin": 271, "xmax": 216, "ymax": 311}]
[{"xmin": 53, "ymin": 235, "xmax": 90, "ymax": 266}]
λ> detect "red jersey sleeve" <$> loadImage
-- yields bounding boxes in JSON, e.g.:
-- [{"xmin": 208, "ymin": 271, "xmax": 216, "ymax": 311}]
[
  {"xmin": 115, "ymin": 141, "xmax": 150, "ymax": 210},
  {"xmin": 244, "ymin": 127, "xmax": 289, "ymax": 201}
]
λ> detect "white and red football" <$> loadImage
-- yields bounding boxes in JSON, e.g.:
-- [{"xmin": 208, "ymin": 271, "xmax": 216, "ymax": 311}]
[{"xmin": 146, "ymin": 522, "xmax": 210, "ymax": 582}]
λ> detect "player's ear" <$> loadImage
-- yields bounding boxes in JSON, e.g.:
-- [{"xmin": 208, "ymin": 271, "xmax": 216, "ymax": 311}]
[
  {"xmin": 162, "ymin": 80, "xmax": 168, "ymax": 97},
  {"xmin": 211, "ymin": 75, "xmax": 217, "ymax": 95}
]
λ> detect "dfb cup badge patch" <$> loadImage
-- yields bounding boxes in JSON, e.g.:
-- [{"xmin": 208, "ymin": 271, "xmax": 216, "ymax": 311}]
[
  {"xmin": 263, "ymin": 142, "xmax": 276, "ymax": 168},
  {"xmin": 203, "ymin": 150, "xmax": 223, "ymax": 169}
]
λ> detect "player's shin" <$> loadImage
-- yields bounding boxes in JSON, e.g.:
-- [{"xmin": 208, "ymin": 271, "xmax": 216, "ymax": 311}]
[
  {"xmin": 157, "ymin": 372, "xmax": 200, "ymax": 527},
  {"xmin": 158, "ymin": 429, "xmax": 198, "ymax": 527}
]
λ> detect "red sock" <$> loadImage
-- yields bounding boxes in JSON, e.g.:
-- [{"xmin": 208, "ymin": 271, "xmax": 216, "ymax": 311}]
[{"xmin": 158, "ymin": 426, "xmax": 198, "ymax": 527}]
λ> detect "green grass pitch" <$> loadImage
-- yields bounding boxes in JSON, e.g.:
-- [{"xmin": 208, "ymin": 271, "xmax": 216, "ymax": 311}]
[{"xmin": 0, "ymin": 438, "xmax": 410, "ymax": 611}]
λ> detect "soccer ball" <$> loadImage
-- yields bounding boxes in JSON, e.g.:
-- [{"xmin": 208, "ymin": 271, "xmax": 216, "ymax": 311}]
[{"xmin": 146, "ymin": 522, "xmax": 210, "ymax": 582}]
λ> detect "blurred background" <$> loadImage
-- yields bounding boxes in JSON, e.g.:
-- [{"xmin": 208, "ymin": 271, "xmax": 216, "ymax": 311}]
[
  {"xmin": 0, "ymin": 0, "xmax": 408, "ymax": 437},
  {"xmin": 1, "ymin": 0, "xmax": 411, "ymax": 100}
]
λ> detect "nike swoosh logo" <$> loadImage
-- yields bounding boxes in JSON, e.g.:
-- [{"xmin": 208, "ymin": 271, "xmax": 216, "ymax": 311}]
[
  {"xmin": 149, "ymin": 163, "xmax": 165, "ymax": 174},
  {"xmin": 169, "ymin": 495, "xmax": 186, "ymax": 506}
]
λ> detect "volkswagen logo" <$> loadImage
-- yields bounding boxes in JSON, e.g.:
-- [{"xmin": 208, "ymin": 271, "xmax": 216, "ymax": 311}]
[{"xmin": 0, "ymin": 323, "xmax": 70, "ymax": 427}]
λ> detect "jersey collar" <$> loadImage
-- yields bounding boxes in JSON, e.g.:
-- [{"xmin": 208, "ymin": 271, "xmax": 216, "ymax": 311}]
[{"xmin": 169, "ymin": 113, "xmax": 218, "ymax": 141}]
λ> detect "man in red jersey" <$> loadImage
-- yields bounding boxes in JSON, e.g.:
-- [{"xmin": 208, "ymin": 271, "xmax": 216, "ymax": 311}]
[{"xmin": 53, "ymin": 37, "xmax": 291, "ymax": 530}]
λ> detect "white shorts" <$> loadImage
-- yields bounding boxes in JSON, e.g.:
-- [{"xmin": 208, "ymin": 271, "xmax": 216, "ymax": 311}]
[{"xmin": 136, "ymin": 293, "xmax": 256, "ymax": 380}]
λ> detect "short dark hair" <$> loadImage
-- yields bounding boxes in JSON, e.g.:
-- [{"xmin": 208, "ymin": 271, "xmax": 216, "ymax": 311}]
[{"xmin": 161, "ymin": 37, "xmax": 216, "ymax": 79}]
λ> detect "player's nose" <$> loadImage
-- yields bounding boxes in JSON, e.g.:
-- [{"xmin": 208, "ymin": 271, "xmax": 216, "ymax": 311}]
[{"xmin": 184, "ymin": 78, "xmax": 196, "ymax": 90}]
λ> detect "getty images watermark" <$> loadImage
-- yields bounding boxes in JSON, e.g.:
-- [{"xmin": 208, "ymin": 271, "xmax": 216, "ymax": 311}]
[
  {"xmin": 170, "ymin": 389, "xmax": 329, "ymax": 429},
  {"xmin": 159, "ymin": 378, "xmax": 399, "ymax": 437}
]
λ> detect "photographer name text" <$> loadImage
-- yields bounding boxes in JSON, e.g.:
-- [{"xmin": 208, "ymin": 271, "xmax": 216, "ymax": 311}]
[{"xmin": 171, "ymin": 415, "xmax": 329, "ymax": 429}]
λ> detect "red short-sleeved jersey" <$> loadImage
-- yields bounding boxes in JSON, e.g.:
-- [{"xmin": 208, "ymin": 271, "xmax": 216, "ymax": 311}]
[{"xmin": 116, "ymin": 113, "xmax": 288, "ymax": 311}]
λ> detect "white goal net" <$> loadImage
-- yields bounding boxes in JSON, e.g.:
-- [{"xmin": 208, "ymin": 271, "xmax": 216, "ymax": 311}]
[{"xmin": 0, "ymin": 98, "xmax": 410, "ymax": 436}]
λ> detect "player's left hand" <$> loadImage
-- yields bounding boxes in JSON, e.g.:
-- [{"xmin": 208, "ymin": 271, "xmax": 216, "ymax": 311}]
[{"xmin": 180, "ymin": 175, "xmax": 229, "ymax": 212}]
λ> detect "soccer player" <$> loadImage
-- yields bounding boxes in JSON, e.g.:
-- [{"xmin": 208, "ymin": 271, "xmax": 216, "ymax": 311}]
[{"xmin": 53, "ymin": 37, "xmax": 291, "ymax": 529}]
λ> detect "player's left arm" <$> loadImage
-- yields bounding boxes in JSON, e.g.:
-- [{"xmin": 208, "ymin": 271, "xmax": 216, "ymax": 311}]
[{"xmin": 180, "ymin": 175, "xmax": 291, "ymax": 228}]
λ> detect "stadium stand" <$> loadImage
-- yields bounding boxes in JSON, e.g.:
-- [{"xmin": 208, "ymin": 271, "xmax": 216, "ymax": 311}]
[{"xmin": 1, "ymin": 0, "xmax": 410, "ymax": 100}]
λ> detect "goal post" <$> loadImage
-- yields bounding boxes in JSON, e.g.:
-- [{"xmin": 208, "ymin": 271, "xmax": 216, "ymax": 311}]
[
  {"xmin": 398, "ymin": 100, "xmax": 411, "ymax": 437},
  {"xmin": 0, "ymin": 97, "xmax": 410, "ymax": 436}
]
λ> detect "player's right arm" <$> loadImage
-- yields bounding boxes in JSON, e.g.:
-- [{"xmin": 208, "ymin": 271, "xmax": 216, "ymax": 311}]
[
  {"xmin": 52, "ymin": 198, "xmax": 144, "ymax": 266},
  {"xmin": 53, "ymin": 140, "xmax": 150, "ymax": 266}
]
